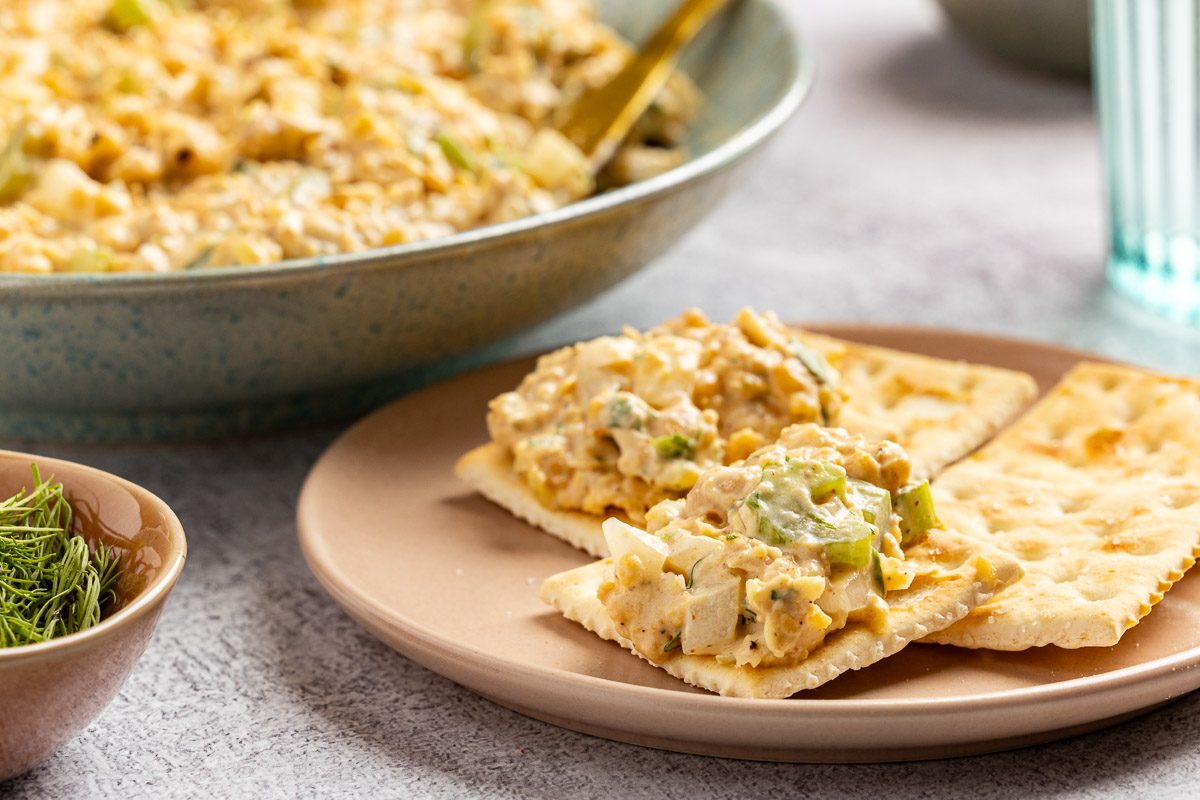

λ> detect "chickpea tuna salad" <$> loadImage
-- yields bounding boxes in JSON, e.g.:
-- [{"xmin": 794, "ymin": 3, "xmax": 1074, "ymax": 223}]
[
  {"xmin": 0, "ymin": 0, "xmax": 698, "ymax": 274},
  {"xmin": 597, "ymin": 423, "xmax": 938, "ymax": 669},
  {"xmin": 482, "ymin": 309, "xmax": 845, "ymax": 525}
]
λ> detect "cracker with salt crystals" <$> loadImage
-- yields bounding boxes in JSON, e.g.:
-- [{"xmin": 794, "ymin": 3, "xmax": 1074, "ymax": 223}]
[
  {"xmin": 541, "ymin": 530, "xmax": 1020, "ymax": 698},
  {"xmin": 457, "ymin": 333, "xmax": 1037, "ymax": 558},
  {"xmin": 924, "ymin": 362, "xmax": 1200, "ymax": 650},
  {"xmin": 794, "ymin": 332, "xmax": 1038, "ymax": 479}
]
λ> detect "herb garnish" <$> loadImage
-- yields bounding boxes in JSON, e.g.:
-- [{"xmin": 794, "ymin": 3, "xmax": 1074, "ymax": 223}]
[
  {"xmin": 182, "ymin": 245, "xmax": 215, "ymax": 270},
  {"xmin": 685, "ymin": 556, "xmax": 707, "ymax": 591},
  {"xmin": 662, "ymin": 631, "xmax": 682, "ymax": 653},
  {"xmin": 0, "ymin": 467, "xmax": 122, "ymax": 647},
  {"xmin": 790, "ymin": 339, "xmax": 835, "ymax": 424},
  {"xmin": 790, "ymin": 340, "xmax": 833, "ymax": 386}
]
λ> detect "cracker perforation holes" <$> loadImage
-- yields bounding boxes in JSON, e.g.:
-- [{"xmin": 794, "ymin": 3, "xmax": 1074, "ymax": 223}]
[
  {"xmin": 1167, "ymin": 462, "xmax": 1192, "ymax": 479},
  {"xmin": 1065, "ymin": 450, "xmax": 1095, "ymax": 469},
  {"xmin": 1046, "ymin": 417, "xmax": 1074, "ymax": 441},
  {"xmin": 1102, "ymin": 521, "xmax": 1162, "ymax": 554},
  {"xmin": 1015, "ymin": 541, "xmax": 1052, "ymax": 561},
  {"xmin": 947, "ymin": 483, "xmax": 978, "ymax": 502},
  {"xmin": 1164, "ymin": 488, "xmax": 1200, "ymax": 508},
  {"xmin": 1053, "ymin": 564, "xmax": 1082, "ymax": 583},
  {"xmin": 1057, "ymin": 494, "xmax": 1093, "ymax": 514},
  {"xmin": 1077, "ymin": 581, "xmax": 1118, "ymax": 603},
  {"xmin": 1123, "ymin": 389, "xmax": 1161, "ymax": 423},
  {"xmin": 982, "ymin": 514, "xmax": 1011, "ymax": 535}
]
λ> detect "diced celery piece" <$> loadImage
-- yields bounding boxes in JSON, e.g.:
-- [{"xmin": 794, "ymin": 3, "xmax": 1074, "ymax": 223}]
[
  {"xmin": 814, "ymin": 510, "xmax": 876, "ymax": 567},
  {"xmin": 847, "ymin": 478, "xmax": 891, "ymax": 547},
  {"xmin": 824, "ymin": 536, "xmax": 872, "ymax": 569},
  {"xmin": 389, "ymin": 74, "xmax": 426, "ymax": 95},
  {"xmin": 65, "ymin": 248, "xmax": 114, "ymax": 273},
  {"xmin": 106, "ymin": 0, "xmax": 154, "ymax": 32},
  {"xmin": 114, "ymin": 71, "xmax": 144, "ymax": 94},
  {"xmin": 604, "ymin": 397, "xmax": 639, "ymax": 430},
  {"xmin": 806, "ymin": 464, "xmax": 846, "ymax": 502},
  {"xmin": 755, "ymin": 511, "xmax": 787, "ymax": 546},
  {"xmin": 0, "ymin": 133, "xmax": 32, "ymax": 204},
  {"xmin": 762, "ymin": 460, "xmax": 846, "ymax": 502},
  {"xmin": 755, "ymin": 504, "xmax": 874, "ymax": 551},
  {"xmin": 653, "ymin": 434, "xmax": 693, "ymax": 460},
  {"xmin": 896, "ymin": 480, "xmax": 938, "ymax": 544},
  {"xmin": 870, "ymin": 549, "xmax": 885, "ymax": 594},
  {"xmin": 462, "ymin": 0, "xmax": 492, "ymax": 72},
  {"xmin": 749, "ymin": 460, "xmax": 873, "ymax": 549}
]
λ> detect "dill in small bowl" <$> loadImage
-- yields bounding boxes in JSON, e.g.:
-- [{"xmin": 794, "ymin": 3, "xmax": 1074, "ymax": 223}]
[
  {"xmin": 0, "ymin": 466, "xmax": 122, "ymax": 647},
  {"xmin": 0, "ymin": 451, "xmax": 186, "ymax": 782}
]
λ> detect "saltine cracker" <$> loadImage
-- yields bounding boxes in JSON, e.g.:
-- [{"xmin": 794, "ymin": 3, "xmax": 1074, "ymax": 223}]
[
  {"xmin": 541, "ymin": 530, "xmax": 1021, "ymax": 698},
  {"xmin": 794, "ymin": 332, "xmax": 1038, "ymax": 479},
  {"xmin": 925, "ymin": 362, "xmax": 1200, "ymax": 649}
]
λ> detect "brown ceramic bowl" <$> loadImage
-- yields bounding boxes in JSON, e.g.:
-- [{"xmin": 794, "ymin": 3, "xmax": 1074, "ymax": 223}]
[{"xmin": 0, "ymin": 451, "xmax": 187, "ymax": 781}]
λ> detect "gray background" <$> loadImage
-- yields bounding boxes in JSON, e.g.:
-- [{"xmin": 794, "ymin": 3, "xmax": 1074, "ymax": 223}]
[{"xmin": 7, "ymin": 0, "xmax": 1200, "ymax": 797}]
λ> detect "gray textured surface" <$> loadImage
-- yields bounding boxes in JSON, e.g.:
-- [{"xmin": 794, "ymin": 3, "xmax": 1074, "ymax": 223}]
[{"xmin": 6, "ymin": 0, "xmax": 1200, "ymax": 797}]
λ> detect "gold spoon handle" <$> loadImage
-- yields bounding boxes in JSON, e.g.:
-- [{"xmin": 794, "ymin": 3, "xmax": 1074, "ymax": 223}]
[{"xmin": 556, "ymin": 0, "xmax": 734, "ymax": 169}]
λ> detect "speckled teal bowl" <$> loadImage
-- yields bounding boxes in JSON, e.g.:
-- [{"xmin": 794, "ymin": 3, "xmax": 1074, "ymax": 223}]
[{"xmin": 0, "ymin": 0, "xmax": 810, "ymax": 441}]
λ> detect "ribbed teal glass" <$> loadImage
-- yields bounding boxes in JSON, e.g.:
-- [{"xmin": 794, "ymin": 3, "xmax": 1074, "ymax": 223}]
[{"xmin": 1093, "ymin": 0, "xmax": 1200, "ymax": 323}]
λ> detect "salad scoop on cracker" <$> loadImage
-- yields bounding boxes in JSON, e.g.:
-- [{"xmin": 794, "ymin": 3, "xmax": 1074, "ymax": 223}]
[
  {"xmin": 541, "ymin": 424, "xmax": 1021, "ymax": 698},
  {"xmin": 456, "ymin": 308, "xmax": 1037, "ymax": 557}
]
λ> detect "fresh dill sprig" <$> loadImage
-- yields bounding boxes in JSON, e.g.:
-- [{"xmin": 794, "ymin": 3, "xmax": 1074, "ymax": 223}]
[{"xmin": 0, "ymin": 465, "xmax": 121, "ymax": 648}]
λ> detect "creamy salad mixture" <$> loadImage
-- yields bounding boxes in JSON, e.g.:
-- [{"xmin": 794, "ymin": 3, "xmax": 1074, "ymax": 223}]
[
  {"xmin": 0, "ymin": 0, "xmax": 697, "ymax": 273},
  {"xmin": 487, "ymin": 309, "xmax": 845, "ymax": 522},
  {"xmin": 599, "ymin": 424, "xmax": 938, "ymax": 667}
]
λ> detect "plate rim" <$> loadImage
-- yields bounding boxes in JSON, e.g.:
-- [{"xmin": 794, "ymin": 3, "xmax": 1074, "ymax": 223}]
[{"xmin": 297, "ymin": 324, "xmax": 1200, "ymax": 749}]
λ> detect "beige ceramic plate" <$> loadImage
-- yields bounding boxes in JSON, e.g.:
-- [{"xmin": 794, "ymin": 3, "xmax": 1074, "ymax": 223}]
[{"xmin": 297, "ymin": 325, "xmax": 1200, "ymax": 762}]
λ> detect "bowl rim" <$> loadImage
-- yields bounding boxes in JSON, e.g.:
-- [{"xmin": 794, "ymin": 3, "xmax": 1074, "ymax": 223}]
[
  {"xmin": 0, "ymin": 0, "xmax": 812, "ymax": 294},
  {"xmin": 0, "ymin": 450, "xmax": 187, "ymax": 664}
]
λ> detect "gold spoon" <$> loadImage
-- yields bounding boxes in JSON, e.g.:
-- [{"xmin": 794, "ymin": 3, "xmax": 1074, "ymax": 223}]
[{"xmin": 555, "ymin": 0, "xmax": 735, "ymax": 170}]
